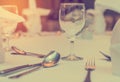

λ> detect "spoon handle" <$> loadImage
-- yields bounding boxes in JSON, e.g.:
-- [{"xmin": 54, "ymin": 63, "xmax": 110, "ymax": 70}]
[{"xmin": 9, "ymin": 66, "xmax": 41, "ymax": 79}]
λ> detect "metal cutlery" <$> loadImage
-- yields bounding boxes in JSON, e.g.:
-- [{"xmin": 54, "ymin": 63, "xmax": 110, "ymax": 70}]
[
  {"xmin": 11, "ymin": 46, "xmax": 45, "ymax": 58},
  {"xmin": 9, "ymin": 50, "xmax": 60, "ymax": 79},
  {"xmin": 0, "ymin": 63, "xmax": 42, "ymax": 76},
  {"xmin": 99, "ymin": 51, "xmax": 111, "ymax": 61},
  {"xmin": 84, "ymin": 58, "xmax": 96, "ymax": 82},
  {"xmin": 0, "ymin": 50, "xmax": 60, "ymax": 78}
]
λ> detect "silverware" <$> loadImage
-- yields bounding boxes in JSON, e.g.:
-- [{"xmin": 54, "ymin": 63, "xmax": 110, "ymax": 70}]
[
  {"xmin": 8, "ymin": 50, "xmax": 60, "ymax": 79},
  {"xmin": 99, "ymin": 51, "xmax": 111, "ymax": 61},
  {"xmin": 0, "ymin": 63, "xmax": 41, "ymax": 76},
  {"xmin": 9, "ymin": 66, "xmax": 41, "ymax": 79},
  {"xmin": 84, "ymin": 58, "xmax": 96, "ymax": 82},
  {"xmin": 0, "ymin": 50, "xmax": 60, "ymax": 77},
  {"xmin": 11, "ymin": 46, "xmax": 45, "ymax": 58}
]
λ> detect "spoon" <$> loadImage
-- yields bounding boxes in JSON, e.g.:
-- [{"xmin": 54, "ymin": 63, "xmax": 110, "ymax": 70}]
[
  {"xmin": 0, "ymin": 50, "xmax": 60, "ymax": 76},
  {"xmin": 8, "ymin": 50, "xmax": 60, "ymax": 79},
  {"xmin": 11, "ymin": 46, "xmax": 45, "ymax": 58}
]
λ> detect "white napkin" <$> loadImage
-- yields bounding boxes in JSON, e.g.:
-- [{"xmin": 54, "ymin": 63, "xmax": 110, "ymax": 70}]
[
  {"xmin": 111, "ymin": 19, "xmax": 120, "ymax": 44},
  {"xmin": 110, "ymin": 19, "xmax": 120, "ymax": 76},
  {"xmin": 0, "ymin": 7, "xmax": 25, "ymax": 34},
  {"xmin": 0, "ymin": 7, "xmax": 25, "ymax": 22},
  {"xmin": 110, "ymin": 43, "xmax": 120, "ymax": 76}
]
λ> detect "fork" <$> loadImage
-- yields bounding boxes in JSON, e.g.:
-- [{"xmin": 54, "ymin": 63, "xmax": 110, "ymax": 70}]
[{"xmin": 84, "ymin": 58, "xmax": 96, "ymax": 82}]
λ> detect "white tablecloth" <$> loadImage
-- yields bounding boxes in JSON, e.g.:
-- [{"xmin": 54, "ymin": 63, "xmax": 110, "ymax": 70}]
[{"xmin": 0, "ymin": 32, "xmax": 120, "ymax": 82}]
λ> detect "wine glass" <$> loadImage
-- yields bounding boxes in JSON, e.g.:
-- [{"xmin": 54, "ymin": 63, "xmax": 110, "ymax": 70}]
[
  {"xmin": 1, "ymin": 5, "xmax": 19, "ymax": 51},
  {"xmin": 59, "ymin": 3, "xmax": 85, "ymax": 61}
]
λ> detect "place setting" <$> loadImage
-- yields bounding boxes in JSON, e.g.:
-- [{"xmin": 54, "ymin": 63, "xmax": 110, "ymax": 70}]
[{"xmin": 1, "ymin": 1, "xmax": 120, "ymax": 82}]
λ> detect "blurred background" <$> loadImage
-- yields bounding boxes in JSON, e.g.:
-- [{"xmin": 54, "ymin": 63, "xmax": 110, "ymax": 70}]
[{"xmin": 0, "ymin": 0, "xmax": 120, "ymax": 33}]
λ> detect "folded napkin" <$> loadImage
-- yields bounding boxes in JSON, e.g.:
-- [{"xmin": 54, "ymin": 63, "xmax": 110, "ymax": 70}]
[
  {"xmin": 110, "ymin": 19, "xmax": 120, "ymax": 76},
  {"xmin": 110, "ymin": 43, "xmax": 120, "ymax": 76},
  {"xmin": 0, "ymin": 7, "xmax": 25, "ymax": 34},
  {"xmin": 0, "ymin": 7, "xmax": 25, "ymax": 22},
  {"xmin": 111, "ymin": 19, "xmax": 120, "ymax": 44}
]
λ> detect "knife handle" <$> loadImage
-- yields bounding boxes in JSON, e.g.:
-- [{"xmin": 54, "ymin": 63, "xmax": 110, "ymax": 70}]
[{"xmin": 0, "ymin": 64, "xmax": 29, "ymax": 74}]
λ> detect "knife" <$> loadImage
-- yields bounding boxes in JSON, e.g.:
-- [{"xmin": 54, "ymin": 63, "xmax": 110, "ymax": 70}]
[
  {"xmin": 99, "ymin": 51, "xmax": 111, "ymax": 61},
  {"xmin": 0, "ymin": 63, "xmax": 42, "ymax": 76}
]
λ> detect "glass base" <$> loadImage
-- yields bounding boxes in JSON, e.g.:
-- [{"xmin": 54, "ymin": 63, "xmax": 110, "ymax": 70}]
[{"xmin": 61, "ymin": 55, "xmax": 83, "ymax": 61}]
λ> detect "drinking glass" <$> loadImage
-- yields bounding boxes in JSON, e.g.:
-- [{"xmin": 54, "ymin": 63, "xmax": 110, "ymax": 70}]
[
  {"xmin": 59, "ymin": 3, "xmax": 85, "ymax": 61},
  {"xmin": 1, "ymin": 5, "xmax": 18, "ymax": 51}
]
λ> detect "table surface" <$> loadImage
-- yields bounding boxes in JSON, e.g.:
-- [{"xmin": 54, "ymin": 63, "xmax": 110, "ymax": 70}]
[{"xmin": 0, "ymin": 32, "xmax": 120, "ymax": 82}]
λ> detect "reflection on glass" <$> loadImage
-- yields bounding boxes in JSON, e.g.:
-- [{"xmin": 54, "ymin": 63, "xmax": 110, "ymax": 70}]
[{"xmin": 59, "ymin": 3, "xmax": 85, "ymax": 61}]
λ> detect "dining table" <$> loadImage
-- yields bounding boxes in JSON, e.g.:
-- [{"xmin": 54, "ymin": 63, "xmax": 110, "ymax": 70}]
[{"xmin": 0, "ymin": 31, "xmax": 120, "ymax": 82}]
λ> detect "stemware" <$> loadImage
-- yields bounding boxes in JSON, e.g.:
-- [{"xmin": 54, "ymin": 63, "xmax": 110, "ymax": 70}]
[
  {"xmin": 59, "ymin": 3, "xmax": 85, "ymax": 61},
  {"xmin": 1, "ymin": 5, "xmax": 18, "ymax": 51}
]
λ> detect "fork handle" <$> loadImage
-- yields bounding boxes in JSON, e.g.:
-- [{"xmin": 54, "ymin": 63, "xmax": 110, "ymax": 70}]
[{"xmin": 84, "ymin": 70, "xmax": 91, "ymax": 82}]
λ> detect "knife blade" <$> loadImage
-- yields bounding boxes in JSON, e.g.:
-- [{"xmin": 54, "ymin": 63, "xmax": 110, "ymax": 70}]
[{"xmin": 99, "ymin": 51, "xmax": 111, "ymax": 61}]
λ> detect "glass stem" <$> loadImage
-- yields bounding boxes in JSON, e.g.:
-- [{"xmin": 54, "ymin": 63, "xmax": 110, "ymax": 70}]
[{"xmin": 69, "ymin": 40, "xmax": 75, "ymax": 56}]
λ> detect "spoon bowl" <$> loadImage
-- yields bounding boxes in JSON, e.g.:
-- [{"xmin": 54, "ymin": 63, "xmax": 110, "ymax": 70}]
[{"xmin": 42, "ymin": 51, "xmax": 60, "ymax": 67}]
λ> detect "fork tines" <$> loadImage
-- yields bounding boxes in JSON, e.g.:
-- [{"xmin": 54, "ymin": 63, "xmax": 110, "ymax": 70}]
[{"xmin": 85, "ymin": 57, "xmax": 96, "ymax": 70}]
